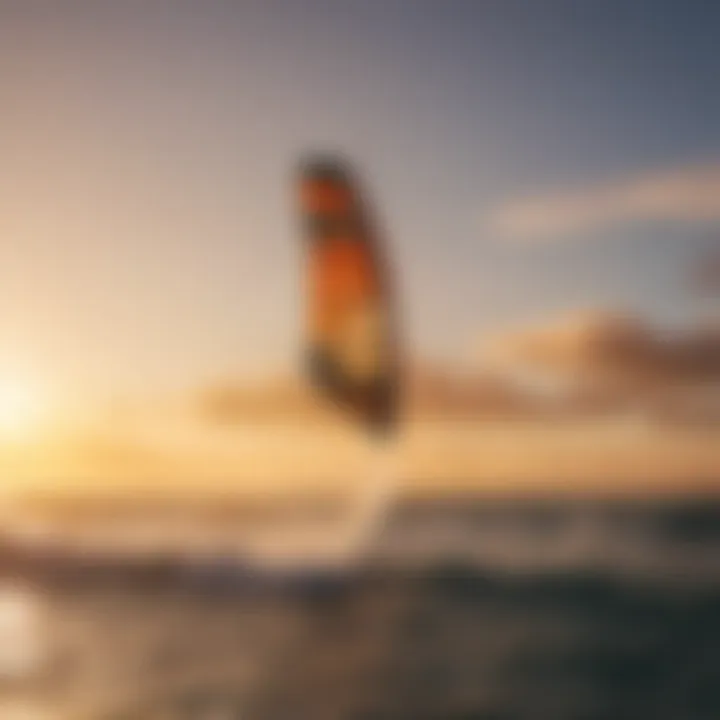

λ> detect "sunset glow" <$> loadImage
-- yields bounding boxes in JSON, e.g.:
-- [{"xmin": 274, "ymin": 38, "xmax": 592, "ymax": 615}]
[
  {"xmin": 0, "ymin": 377, "xmax": 44, "ymax": 440},
  {"xmin": 0, "ymin": 2, "xmax": 716, "ymax": 497}
]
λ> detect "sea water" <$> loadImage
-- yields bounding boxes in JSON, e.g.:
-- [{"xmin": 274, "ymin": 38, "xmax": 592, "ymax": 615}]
[{"xmin": 0, "ymin": 495, "xmax": 717, "ymax": 719}]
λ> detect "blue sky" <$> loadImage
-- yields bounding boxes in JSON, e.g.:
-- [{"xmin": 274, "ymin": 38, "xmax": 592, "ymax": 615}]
[{"xmin": 1, "ymin": 0, "xmax": 718, "ymax": 405}]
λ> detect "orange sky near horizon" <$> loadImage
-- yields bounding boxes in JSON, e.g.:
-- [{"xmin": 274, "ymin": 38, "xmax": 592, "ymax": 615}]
[{"xmin": 1, "ymin": 415, "xmax": 717, "ymax": 500}]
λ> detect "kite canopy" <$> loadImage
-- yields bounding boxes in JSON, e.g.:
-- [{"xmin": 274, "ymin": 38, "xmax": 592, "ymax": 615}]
[{"xmin": 297, "ymin": 155, "xmax": 399, "ymax": 437}]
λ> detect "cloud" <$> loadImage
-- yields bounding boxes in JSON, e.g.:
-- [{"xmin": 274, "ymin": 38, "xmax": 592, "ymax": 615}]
[
  {"xmin": 482, "ymin": 310, "xmax": 720, "ymax": 422},
  {"xmin": 404, "ymin": 364, "xmax": 540, "ymax": 418},
  {"xmin": 197, "ymin": 376, "xmax": 325, "ymax": 423},
  {"xmin": 486, "ymin": 310, "xmax": 720, "ymax": 384},
  {"xmin": 486, "ymin": 164, "xmax": 720, "ymax": 242}
]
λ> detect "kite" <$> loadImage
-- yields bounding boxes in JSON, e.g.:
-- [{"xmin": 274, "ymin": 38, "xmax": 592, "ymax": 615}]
[{"xmin": 297, "ymin": 155, "xmax": 400, "ymax": 437}]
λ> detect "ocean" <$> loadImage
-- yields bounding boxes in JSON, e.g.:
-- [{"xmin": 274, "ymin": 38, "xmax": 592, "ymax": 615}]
[{"xmin": 0, "ymin": 496, "xmax": 718, "ymax": 719}]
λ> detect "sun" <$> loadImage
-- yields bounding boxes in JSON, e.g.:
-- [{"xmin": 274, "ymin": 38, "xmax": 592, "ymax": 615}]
[{"xmin": 0, "ymin": 379, "xmax": 43, "ymax": 439}]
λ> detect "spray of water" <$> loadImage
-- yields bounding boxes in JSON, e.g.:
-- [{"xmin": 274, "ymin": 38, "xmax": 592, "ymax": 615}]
[{"xmin": 335, "ymin": 440, "xmax": 400, "ymax": 565}]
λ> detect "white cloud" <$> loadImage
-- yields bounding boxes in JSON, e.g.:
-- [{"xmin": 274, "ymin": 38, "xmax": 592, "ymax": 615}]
[{"xmin": 486, "ymin": 164, "xmax": 720, "ymax": 242}]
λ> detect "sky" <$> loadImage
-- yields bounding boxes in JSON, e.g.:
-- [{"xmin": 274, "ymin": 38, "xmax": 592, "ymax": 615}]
[{"xmin": 0, "ymin": 1, "xmax": 718, "ymax": 491}]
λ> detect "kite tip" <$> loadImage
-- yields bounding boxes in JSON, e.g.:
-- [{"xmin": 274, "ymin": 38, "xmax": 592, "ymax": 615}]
[{"xmin": 298, "ymin": 152, "xmax": 354, "ymax": 182}]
